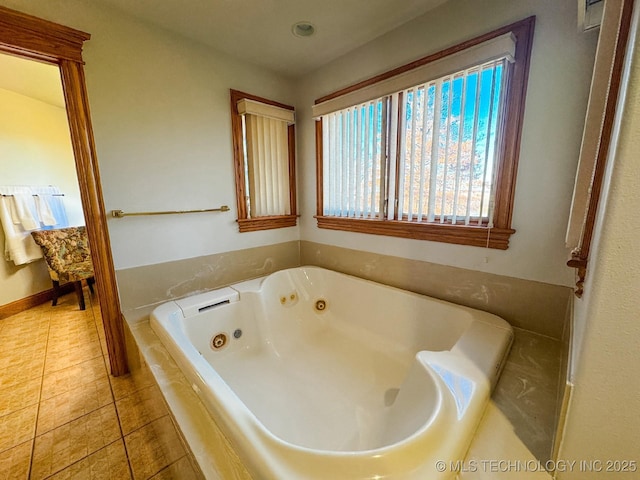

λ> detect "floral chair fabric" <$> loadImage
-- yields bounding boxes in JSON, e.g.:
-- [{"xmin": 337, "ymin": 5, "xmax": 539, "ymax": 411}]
[{"xmin": 31, "ymin": 226, "xmax": 95, "ymax": 310}]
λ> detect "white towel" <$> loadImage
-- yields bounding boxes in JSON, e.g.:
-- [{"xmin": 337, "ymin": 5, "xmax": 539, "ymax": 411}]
[
  {"xmin": 35, "ymin": 195, "xmax": 57, "ymax": 226},
  {"xmin": 0, "ymin": 185, "xmax": 70, "ymax": 265},
  {"xmin": 31, "ymin": 185, "xmax": 68, "ymax": 227},
  {"xmin": 0, "ymin": 196, "xmax": 43, "ymax": 265},
  {"xmin": 10, "ymin": 194, "xmax": 39, "ymax": 231}
]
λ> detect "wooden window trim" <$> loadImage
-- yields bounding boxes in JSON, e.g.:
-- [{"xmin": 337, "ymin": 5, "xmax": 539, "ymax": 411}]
[
  {"xmin": 230, "ymin": 89, "xmax": 297, "ymax": 232},
  {"xmin": 316, "ymin": 216, "xmax": 515, "ymax": 249},
  {"xmin": 314, "ymin": 17, "xmax": 535, "ymax": 249}
]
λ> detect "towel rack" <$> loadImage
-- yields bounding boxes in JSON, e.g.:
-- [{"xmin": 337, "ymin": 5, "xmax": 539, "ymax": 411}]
[
  {"xmin": 111, "ymin": 205, "xmax": 230, "ymax": 218},
  {"xmin": 1, "ymin": 193, "xmax": 65, "ymax": 197}
]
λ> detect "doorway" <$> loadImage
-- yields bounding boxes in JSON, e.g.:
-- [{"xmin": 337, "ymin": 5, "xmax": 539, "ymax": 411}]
[
  {"xmin": 0, "ymin": 52, "xmax": 87, "ymax": 306},
  {"xmin": 0, "ymin": 5, "xmax": 128, "ymax": 376}
]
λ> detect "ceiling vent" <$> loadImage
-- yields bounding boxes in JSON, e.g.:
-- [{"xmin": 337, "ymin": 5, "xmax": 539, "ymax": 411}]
[{"xmin": 579, "ymin": 0, "xmax": 604, "ymax": 31}]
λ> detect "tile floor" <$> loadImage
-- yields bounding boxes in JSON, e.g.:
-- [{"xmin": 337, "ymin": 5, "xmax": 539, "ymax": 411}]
[{"xmin": 0, "ymin": 288, "xmax": 201, "ymax": 479}]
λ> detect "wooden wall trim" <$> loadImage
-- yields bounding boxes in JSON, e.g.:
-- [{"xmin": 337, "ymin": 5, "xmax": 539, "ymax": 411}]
[
  {"xmin": 0, "ymin": 5, "xmax": 88, "ymax": 63},
  {"xmin": 0, "ymin": 284, "xmax": 75, "ymax": 321},
  {"xmin": 0, "ymin": 6, "xmax": 128, "ymax": 375},
  {"xmin": 60, "ymin": 61, "xmax": 128, "ymax": 375},
  {"xmin": 567, "ymin": 0, "xmax": 634, "ymax": 297}
]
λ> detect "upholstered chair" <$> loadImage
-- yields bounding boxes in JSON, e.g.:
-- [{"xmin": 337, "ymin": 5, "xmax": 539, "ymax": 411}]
[{"xmin": 31, "ymin": 226, "xmax": 95, "ymax": 310}]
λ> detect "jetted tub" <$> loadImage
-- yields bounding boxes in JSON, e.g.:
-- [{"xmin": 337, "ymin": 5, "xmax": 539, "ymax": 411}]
[{"xmin": 150, "ymin": 266, "xmax": 513, "ymax": 479}]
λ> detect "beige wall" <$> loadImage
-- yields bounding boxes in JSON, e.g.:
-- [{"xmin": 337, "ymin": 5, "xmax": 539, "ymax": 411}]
[
  {"xmin": 1, "ymin": 0, "xmax": 597, "ymax": 289},
  {"xmin": 301, "ymin": 241, "xmax": 571, "ymax": 339},
  {"xmin": 0, "ymin": 87, "xmax": 84, "ymax": 306},
  {"xmin": 116, "ymin": 238, "xmax": 570, "ymax": 338},
  {"xmin": 558, "ymin": 8, "xmax": 640, "ymax": 476},
  {"xmin": 296, "ymin": 0, "xmax": 598, "ymax": 287},
  {"xmin": 0, "ymin": 0, "xmax": 300, "ymax": 271},
  {"xmin": 116, "ymin": 241, "xmax": 300, "ymax": 312}
]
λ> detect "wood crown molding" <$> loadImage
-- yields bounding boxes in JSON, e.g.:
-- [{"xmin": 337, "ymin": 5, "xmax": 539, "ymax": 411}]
[{"xmin": 0, "ymin": 5, "xmax": 89, "ymax": 63}]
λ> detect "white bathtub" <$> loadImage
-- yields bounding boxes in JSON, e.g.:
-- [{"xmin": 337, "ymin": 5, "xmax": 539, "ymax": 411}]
[{"xmin": 150, "ymin": 266, "xmax": 513, "ymax": 479}]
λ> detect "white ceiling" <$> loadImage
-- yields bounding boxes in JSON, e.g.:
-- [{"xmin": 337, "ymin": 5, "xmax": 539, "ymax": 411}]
[
  {"xmin": 0, "ymin": 53, "xmax": 65, "ymax": 108},
  {"xmin": 94, "ymin": 0, "xmax": 450, "ymax": 77}
]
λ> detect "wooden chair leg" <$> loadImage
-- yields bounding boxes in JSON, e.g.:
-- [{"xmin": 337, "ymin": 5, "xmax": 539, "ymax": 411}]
[
  {"xmin": 74, "ymin": 280, "xmax": 86, "ymax": 310},
  {"xmin": 87, "ymin": 277, "xmax": 95, "ymax": 295},
  {"xmin": 51, "ymin": 280, "xmax": 60, "ymax": 306}
]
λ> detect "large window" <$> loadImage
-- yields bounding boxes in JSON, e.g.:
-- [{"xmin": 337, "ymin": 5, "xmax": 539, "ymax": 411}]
[
  {"xmin": 230, "ymin": 90, "xmax": 297, "ymax": 232},
  {"xmin": 313, "ymin": 18, "xmax": 534, "ymax": 249}
]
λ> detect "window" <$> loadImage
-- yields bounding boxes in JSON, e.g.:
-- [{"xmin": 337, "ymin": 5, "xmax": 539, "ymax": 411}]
[
  {"xmin": 230, "ymin": 90, "xmax": 297, "ymax": 232},
  {"xmin": 313, "ymin": 18, "xmax": 535, "ymax": 249}
]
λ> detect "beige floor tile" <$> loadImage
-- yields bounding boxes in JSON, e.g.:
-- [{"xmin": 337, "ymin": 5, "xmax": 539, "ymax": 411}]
[
  {"xmin": 0, "ymin": 364, "xmax": 42, "ymax": 390},
  {"xmin": 94, "ymin": 317, "xmax": 106, "ymax": 339},
  {"xmin": 31, "ymin": 404, "xmax": 121, "ymax": 480},
  {"xmin": 0, "ymin": 371, "xmax": 37, "ymax": 391},
  {"xmin": 0, "ymin": 302, "xmax": 200, "ymax": 480},
  {"xmin": 102, "ymin": 355, "xmax": 113, "ymax": 375},
  {"xmin": 150, "ymin": 456, "xmax": 202, "ymax": 480},
  {"xmin": 47, "ymin": 293, "xmax": 94, "ymax": 313},
  {"xmin": 41, "ymin": 356, "xmax": 108, "ymax": 400},
  {"xmin": 0, "ymin": 320, "xmax": 49, "ymax": 338},
  {"xmin": 48, "ymin": 309, "xmax": 90, "ymax": 322},
  {"xmin": 44, "ymin": 339, "xmax": 103, "ymax": 374},
  {"xmin": 109, "ymin": 366, "xmax": 156, "ymax": 401},
  {"xmin": 36, "ymin": 376, "xmax": 114, "ymax": 435},
  {"xmin": 48, "ymin": 320, "xmax": 93, "ymax": 334},
  {"xmin": 47, "ymin": 440, "xmax": 131, "ymax": 480},
  {"xmin": 116, "ymin": 385, "xmax": 169, "ymax": 435},
  {"xmin": 125, "ymin": 416, "xmax": 186, "ymax": 480},
  {"xmin": 0, "ymin": 350, "xmax": 46, "ymax": 376},
  {"xmin": 48, "ymin": 321, "xmax": 98, "ymax": 341},
  {"xmin": 0, "ymin": 305, "xmax": 48, "ymax": 325},
  {"xmin": 0, "ymin": 376, "xmax": 41, "ymax": 417},
  {"xmin": 0, "ymin": 404, "xmax": 38, "ymax": 454},
  {"xmin": 0, "ymin": 439, "xmax": 32, "ymax": 480},
  {"xmin": 50, "ymin": 303, "xmax": 96, "ymax": 319},
  {"xmin": 99, "ymin": 335, "xmax": 109, "ymax": 356},
  {"xmin": 0, "ymin": 333, "xmax": 48, "ymax": 354},
  {"xmin": 49, "ymin": 328, "xmax": 100, "ymax": 349}
]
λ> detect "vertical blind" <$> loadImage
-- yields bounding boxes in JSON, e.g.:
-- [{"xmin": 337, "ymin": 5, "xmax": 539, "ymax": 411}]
[
  {"xmin": 322, "ymin": 98, "xmax": 387, "ymax": 218},
  {"xmin": 244, "ymin": 114, "xmax": 291, "ymax": 217},
  {"xmin": 321, "ymin": 59, "xmax": 508, "ymax": 226}
]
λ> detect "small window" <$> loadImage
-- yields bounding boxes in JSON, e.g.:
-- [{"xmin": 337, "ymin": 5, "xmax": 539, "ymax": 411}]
[
  {"xmin": 313, "ymin": 18, "xmax": 535, "ymax": 249},
  {"xmin": 230, "ymin": 90, "xmax": 297, "ymax": 232}
]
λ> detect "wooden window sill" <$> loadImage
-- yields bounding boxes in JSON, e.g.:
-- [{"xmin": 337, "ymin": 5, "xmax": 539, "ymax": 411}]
[
  {"xmin": 315, "ymin": 216, "xmax": 515, "ymax": 249},
  {"xmin": 238, "ymin": 215, "xmax": 298, "ymax": 232}
]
